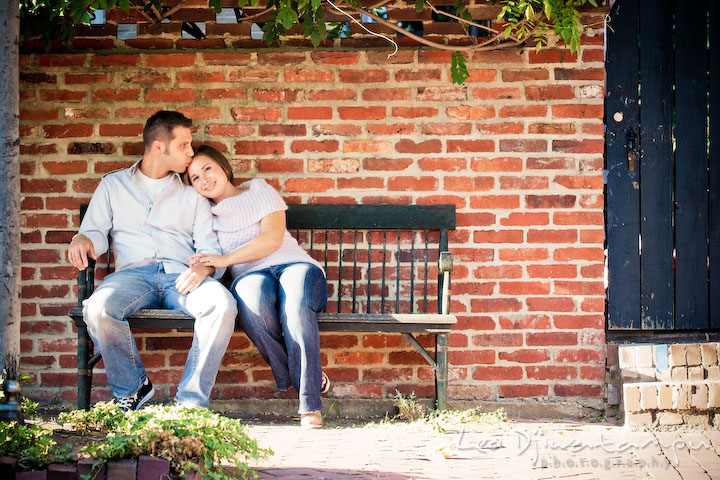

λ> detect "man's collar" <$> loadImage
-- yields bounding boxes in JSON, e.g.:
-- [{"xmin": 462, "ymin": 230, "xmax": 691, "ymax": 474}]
[{"xmin": 130, "ymin": 159, "xmax": 183, "ymax": 185}]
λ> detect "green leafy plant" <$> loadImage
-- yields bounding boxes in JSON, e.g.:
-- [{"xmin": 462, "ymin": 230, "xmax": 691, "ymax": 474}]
[
  {"xmin": 392, "ymin": 390, "xmax": 426, "ymax": 422},
  {"xmin": 59, "ymin": 403, "xmax": 272, "ymax": 480},
  {"xmin": 0, "ymin": 421, "xmax": 74, "ymax": 470},
  {"xmin": 19, "ymin": 0, "xmax": 604, "ymax": 83}
]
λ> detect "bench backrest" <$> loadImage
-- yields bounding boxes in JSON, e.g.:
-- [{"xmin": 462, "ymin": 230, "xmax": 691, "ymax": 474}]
[{"xmin": 77, "ymin": 203, "xmax": 456, "ymax": 315}]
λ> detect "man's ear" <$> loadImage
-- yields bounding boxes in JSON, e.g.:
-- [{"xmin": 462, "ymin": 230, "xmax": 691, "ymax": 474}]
[{"xmin": 151, "ymin": 139, "xmax": 165, "ymax": 154}]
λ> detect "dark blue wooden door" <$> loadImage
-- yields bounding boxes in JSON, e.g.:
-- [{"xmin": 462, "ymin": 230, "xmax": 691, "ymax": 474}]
[{"xmin": 606, "ymin": 0, "xmax": 720, "ymax": 330}]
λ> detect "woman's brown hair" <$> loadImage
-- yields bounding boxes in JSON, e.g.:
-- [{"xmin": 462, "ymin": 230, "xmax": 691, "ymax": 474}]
[{"xmin": 185, "ymin": 145, "xmax": 234, "ymax": 184}]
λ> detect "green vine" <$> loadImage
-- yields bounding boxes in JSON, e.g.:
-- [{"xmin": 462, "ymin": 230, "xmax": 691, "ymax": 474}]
[{"xmin": 20, "ymin": 0, "xmax": 604, "ymax": 84}]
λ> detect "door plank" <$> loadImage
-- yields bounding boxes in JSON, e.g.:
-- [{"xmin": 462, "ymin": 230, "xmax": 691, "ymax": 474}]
[
  {"xmin": 606, "ymin": 0, "xmax": 641, "ymax": 329},
  {"xmin": 710, "ymin": 0, "xmax": 720, "ymax": 328},
  {"xmin": 638, "ymin": 0, "xmax": 674, "ymax": 330},
  {"xmin": 674, "ymin": 1, "xmax": 709, "ymax": 329}
]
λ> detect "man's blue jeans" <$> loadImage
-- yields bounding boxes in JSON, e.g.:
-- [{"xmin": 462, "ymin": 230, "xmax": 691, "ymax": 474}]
[
  {"xmin": 83, "ymin": 263, "xmax": 237, "ymax": 408},
  {"xmin": 231, "ymin": 262, "xmax": 327, "ymax": 414}
]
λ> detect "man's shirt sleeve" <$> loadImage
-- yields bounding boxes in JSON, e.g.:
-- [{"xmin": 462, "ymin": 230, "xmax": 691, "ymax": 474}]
[{"xmin": 78, "ymin": 178, "xmax": 112, "ymax": 257}]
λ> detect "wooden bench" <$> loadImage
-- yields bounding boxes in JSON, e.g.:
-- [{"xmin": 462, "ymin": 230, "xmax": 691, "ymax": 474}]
[{"xmin": 68, "ymin": 204, "xmax": 457, "ymax": 410}]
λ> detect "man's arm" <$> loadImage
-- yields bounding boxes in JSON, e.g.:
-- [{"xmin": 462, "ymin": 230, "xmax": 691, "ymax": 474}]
[
  {"xmin": 68, "ymin": 179, "xmax": 113, "ymax": 270},
  {"xmin": 190, "ymin": 195, "xmax": 226, "ymax": 280}
]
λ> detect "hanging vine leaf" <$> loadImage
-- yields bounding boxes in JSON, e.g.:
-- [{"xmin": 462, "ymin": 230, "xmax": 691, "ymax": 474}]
[{"xmin": 450, "ymin": 51, "xmax": 469, "ymax": 85}]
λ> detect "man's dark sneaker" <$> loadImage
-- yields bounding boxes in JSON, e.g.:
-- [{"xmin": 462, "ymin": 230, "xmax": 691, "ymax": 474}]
[{"xmin": 112, "ymin": 377, "xmax": 155, "ymax": 412}]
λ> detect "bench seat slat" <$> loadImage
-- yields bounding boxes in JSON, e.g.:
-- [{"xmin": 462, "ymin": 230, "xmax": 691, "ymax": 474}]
[{"xmin": 69, "ymin": 307, "xmax": 456, "ymax": 332}]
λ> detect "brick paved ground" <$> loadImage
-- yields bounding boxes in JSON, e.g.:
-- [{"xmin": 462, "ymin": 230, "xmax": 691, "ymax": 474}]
[{"xmin": 243, "ymin": 417, "xmax": 720, "ymax": 480}]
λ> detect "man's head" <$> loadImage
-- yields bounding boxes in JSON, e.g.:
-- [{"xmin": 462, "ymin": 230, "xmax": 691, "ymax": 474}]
[{"xmin": 143, "ymin": 111, "xmax": 194, "ymax": 174}]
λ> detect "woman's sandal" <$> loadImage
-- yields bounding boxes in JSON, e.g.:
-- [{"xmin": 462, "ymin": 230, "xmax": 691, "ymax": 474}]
[
  {"xmin": 300, "ymin": 411, "xmax": 323, "ymax": 429},
  {"xmin": 321, "ymin": 371, "xmax": 330, "ymax": 394}
]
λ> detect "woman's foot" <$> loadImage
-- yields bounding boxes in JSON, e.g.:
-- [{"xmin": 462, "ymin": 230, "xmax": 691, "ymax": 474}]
[
  {"xmin": 321, "ymin": 371, "xmax": 330, "ymax": 394},
  {"xmin": 300, "ymin": 411, "xmax": 323, "ymax": 429}
]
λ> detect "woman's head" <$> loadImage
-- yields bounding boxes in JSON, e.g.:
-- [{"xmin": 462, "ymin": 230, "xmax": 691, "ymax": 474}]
[{"xmin": 187, "ymin": 145, "xmax": 236, "ymax": 202}]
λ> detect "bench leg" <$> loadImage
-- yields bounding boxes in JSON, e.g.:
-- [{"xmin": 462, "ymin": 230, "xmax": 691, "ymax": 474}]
[
  {"xmin": 435, "ymin": 332, "xmax": 449, "ymax": 410},
  {"xmin": 77, "ymin": 325, "xmax": 93, "ymax": 410}
]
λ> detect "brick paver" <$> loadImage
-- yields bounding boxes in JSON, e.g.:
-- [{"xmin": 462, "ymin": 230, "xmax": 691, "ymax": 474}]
[{"xmin": 244, "ymin": 418, "xmax": 720, "ymax": 479}]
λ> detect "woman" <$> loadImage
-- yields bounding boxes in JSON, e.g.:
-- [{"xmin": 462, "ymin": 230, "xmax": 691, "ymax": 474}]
[{"xmin": 186, "ymin": 145, "xmax": 329, "ymax": 428}]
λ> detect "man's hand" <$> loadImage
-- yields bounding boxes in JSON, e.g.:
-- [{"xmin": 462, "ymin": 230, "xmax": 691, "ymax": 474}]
[
  {"xmin": 189, "ymin": 253, "xmax": 230, "ymax": 269},
  {"xmin": 68, "ymin": 234, "xmax": 97, "ymax": 270},
  {"xmin": 175, "ymin": 265, "xmax": 213, "ymax": 295}
]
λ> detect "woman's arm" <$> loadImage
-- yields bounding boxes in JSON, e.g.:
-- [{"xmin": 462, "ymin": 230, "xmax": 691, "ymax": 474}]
[{"xmin": 190, "ymin": 210, "xmax": 286, "ymax": 269}]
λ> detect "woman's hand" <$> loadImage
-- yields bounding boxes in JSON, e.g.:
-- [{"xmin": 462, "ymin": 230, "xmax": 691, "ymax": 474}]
[
  {"xmin": 175, "ymin": 265, "xmax": 213, "ymax": 295},
  {"xmin": 190, "ymin": 253, "xmax": 230, "ymax": 269}
]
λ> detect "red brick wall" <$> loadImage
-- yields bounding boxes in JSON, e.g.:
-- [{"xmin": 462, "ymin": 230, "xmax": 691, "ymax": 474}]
[{"xmin": 18, "ymin": 33, "xmax": 606, "ymax": 407}]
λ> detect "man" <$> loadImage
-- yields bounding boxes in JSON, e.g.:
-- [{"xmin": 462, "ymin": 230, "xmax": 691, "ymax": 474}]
[{"xmin": 67, "ymin": 111, "xmax": 237, "ymax": 411}]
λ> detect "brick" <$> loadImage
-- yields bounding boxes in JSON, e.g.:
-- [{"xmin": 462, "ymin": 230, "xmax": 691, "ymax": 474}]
[
  {"xmin": 473, "ymin": 87, "xmax": 522, "ymax": 99},
  {"xmin": 499, "ymin": 384, "xmax": 549, "ymax": 397},
  {"xmin": 367, "ymin": 50, "xmax": 414, "ymax": 64},
  {"xmin": 106, "ymin": 459, "xmax": 136, "ymax": 480},
  {"xmin": 363, "ymin": 158, "xmax": 413, "ymax": 171},
  {"xmin": 472, "ymin": 366, "xmax": 524, "ymax": 381},
  {"xmin": 526, "ymin": 332, "xmax": 577, "ymax": 346},
  {"xmin": 340, "ymin": 69, "xmax": 388, "ymax": 83},
  {"xmin": 310, "ymin": 89, "xmax": 357, "ymax": 101},
  {"xmin": 672, "ymin": 367, "xmax": 688, "ymax": 381},
  {"xmin": 472, "ymin": 333, "xmax": 523, "ymax": 347},
  {"xmin": 498, "ymin": 248, "xmax": 548, "ymax": 262},
  {"xmin": 446, "ymin": 106, "xmax": 495, "ymax": 120},
  {"xmin": 686, "ymin": 413, "xmax": 710, "ymax": 426},
  {"xmin": 203, "ymin": 53, "xmax": 251, "ymax": 65},
  {"xmin": 676, "ymin": 384, "xmax": 692, "ymax": 409},
  {"xmin": 500, "ymin": 105, "xmax": 547, "ymax": 117},
  {"xmin": 259, "ymin": 124, "xmax": 306, "ymax": 137},
  {"xmin": 417, "ymin": 87, "xmax": 466, "ymax": 101},
  {"xmin": 338, "ymin": 107, "xmax": 386, "ymax": 120},
  {"xmin": 93, "ymin": 54, "xmax": 140, "ymax": 67},
  {"xmin": 527, "ymin": 229, "xmax": 578, "ymax": 244},
  {"xmin": 555, "ymin": 68, "xmax": 605, "ymax": 80},
  {"xmin": 235, "ymin": 141, "xmax": 284, "ymax": 156},
  {"xmin": 502, "ymin": 68, "xmax": 550, "ymax": 81},
  {"xmin": 686, "ymin": 344, "xmax": 702, "ymax": 366},
  {"xmin": 99, "ymin": 124, "xmax": 143, "ymax": 137},
  {"xmin": 498, "ymin": 349, "xmax": 550, "ymax": 363},
  {"xmin": 363, "ymin": 88, "xmax": 412, "ymax": 101},
  {"xmin": 529, "ymin": 122, "xmax": 577, "ymax": 134},
  {"xmin": 312, "ymin": 52, "xmax": 359, "ymax": 64},
  {"xmin": 92, "ymin": 89, "xmax": 140, "ymax": 102},
  {"xmin": 395, "ymin": 69, "xmax": 442, "ymax": 82},
  {"xmin": 658, "ymin": 384, "xmax": 673, "ymax": 409},
  {"xmin": 688, "ymin": 366, "xmax": 705, "ymax": 380},
  {"xmin": 137, "ymin": 455, "xmax": 170, "ymax": 480},
  {"xmin": 146, "ymin": 89, "xmax": 196, "ymax": 102},
  {"xmin": 177, "ymin": 71, "xmax": 225, "ymax": 83},
  {"xmin": 392, "ymin": 107, "xmax": 439, "ymax": 118},
  {"xmin": 692, "ymin": 383, "xmax": 709, "ymax": 409},
  {"xmin": 388, "ymin": 176, "xmax": 438, "ymax": 191},
  {"xmin": 500, "ymin": 177, "xmax": 548, "ymax": 191},
  {"xmin": 284, "ymin": 178, "xmax": 334, "ymax": 193},
  {"xmin": 64, "ymin": 108, "xmax": 110, "ymax": 119},
  {"xmin": 396, "ymin": 139, "xmax": 442, "ymax": 154},
  {"xmin": 552, "ymin": 139, "xmax": 604, "ymax": 154},
  {"xmin": 669, "ymin": 344, "xmax": 687, "ymax": 367},
  {"xmin": 231, "ymin": 107, "xmax": 282, "ymax": 122},
  {"xmin": 657, "ymin": 412, "xmax": 683, "ymax": 426},
  {"xmin": 447, "ymin": 140, "xmax": 494, "ymax": 153},
  {"xmin": 201, "ymin": 88, "xmax": 248, "ymax": 100},
  {"xmin": 702, "ymin": 343, "xmax": 719, "ymax": 366},
  {"xmin": 708, "ymin": 383, "xmax": 720, "ymax": 407},
  {"xmin": 625, "ymin": 411, "xmax": 653, "ymax": 426},
  {"xmin": 291, "ymin": 140, "xmax": 339, "ymax": 153},
  {"xmin": 418, "ymin": 157, "xmax": 466, "ymax": 172},
  {"xmin": 445, "ymin": 176, "xmax": 494, "ymax": 192},
  {"xmin": 257, "ymin": 159, "xmax": 303, "ymax": 173},
  {"xmin": 288, "ymin": 107, "xmax": 333, "ymax": 120},
  {"xmin": 344, "ymin": 140, "xmax": 392, "ymax": 153},
  {"xmin": 477, "ymin": 122, "xmax": 524, "ymax": 135},
  {"xmin": 471, "ymin": 297, "xmax": 522, "ymax": 313},
  {"xmin": 313, "ymin": 124, "xmax": 362, "ymax": 136},
  {"xmin": 43, "ymin": 124, "xmax": 93, "ymax": 138},
  {"xmin": 499, "ymin": 139, "xmax": 547, "ymax": 152},
  {"xmin": 525, "ymin": 85, "xmax": 575, "ymax": 100},
  {"xmin": 145, "ymin": 53, "xmax": 195, "ymax": 67},
  {"xmin": 471, "ymin": 157, "xmax": 521, "ymax": 172},
  {"xmin": 552, "ymin": 104, "xmax": 604, "ymax": 119},
  {"xmin": 640, "ymin": 385, "xmax": 658, "ymax": 410},
  {"xmin": 421, "ymin": 123, "xmax": 472, "ymax": 136},
  {"xmin": 229, "ymin": 69, "xmax": 279, "ymax": 82},
  {"xmin": 365, "ymin": 123, "xmax": 415, "ymax": 135}
]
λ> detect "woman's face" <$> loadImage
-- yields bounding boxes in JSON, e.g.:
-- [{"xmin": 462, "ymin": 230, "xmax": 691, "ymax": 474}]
[{"xmin": 187, "ymin": 155, "xmax": 230, "ymax": 201}]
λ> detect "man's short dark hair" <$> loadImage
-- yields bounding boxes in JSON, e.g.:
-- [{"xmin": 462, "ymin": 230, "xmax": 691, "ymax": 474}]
[{"xmin": 143, "ymin": 111, "xmax": 193, "ymax": 150}]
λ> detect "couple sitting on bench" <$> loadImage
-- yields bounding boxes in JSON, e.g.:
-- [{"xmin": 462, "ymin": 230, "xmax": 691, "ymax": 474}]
[{"xmin": 67, "ymin": 110, "xmax": 328, "ymax": 429}]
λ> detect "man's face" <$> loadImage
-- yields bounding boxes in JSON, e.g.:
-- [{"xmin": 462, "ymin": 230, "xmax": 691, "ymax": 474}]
[{"xmin": 161, "ymin": 126, "xmax": 194, "ymax": 173}]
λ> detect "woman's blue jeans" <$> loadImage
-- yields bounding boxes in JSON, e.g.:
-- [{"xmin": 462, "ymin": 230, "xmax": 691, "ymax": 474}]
[
  {"xmin": 82, "ymin": 263, "xmax": 237, "ymax": 408},
  {"xmin": 232, "ymin": 262, "xmax": 327, "ymax": 413}
]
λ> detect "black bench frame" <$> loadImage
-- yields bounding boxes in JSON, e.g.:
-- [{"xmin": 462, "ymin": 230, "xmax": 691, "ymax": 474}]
[{"xmin": 68, "ymin": 204, "xmax": 456, "ymax": 410}]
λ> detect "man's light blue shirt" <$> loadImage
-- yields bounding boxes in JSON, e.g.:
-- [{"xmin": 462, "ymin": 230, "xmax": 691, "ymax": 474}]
[{"xmin": 78, "ymin": 160, "xmax": 225, "ymax": 279}]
